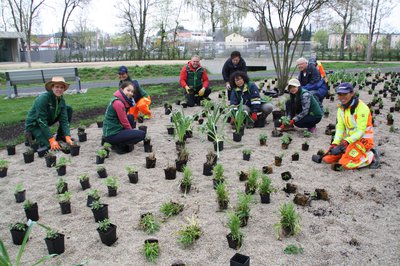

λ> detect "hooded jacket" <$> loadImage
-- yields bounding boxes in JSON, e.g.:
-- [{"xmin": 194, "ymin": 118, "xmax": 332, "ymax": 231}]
[
  {"xmin": 222, "ymin": 57, "xmax": 247, "ymax": 82},
  {"xmin": 179, "ymin": 61, "xmax": 209, "ymax": 90},
  {"xmin": 103, "ymin": 89, "xmax": 135, "ymax": 137}
]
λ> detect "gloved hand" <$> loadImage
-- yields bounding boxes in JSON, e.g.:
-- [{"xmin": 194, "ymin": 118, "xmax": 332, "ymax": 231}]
[
  {"xmin": 198, "ymin": 87, "xmax": 206, "ymax": 96},
  {"xmin": 49, "ymin": 137, "xmax": 61, "ymax": 150},
  {"xmin": 330, "ymin": 141, "xmax": 348, "ymax": 155},
  {"xmin": 226, "ymin": 82, "xmax": 231, "ymax": 90},
  {"xmin": 289, "ymin": 119, "xmax": 295, "ymax": 126},
  {"xmin": 251, "ymin": 112, "xmax": 258, "ymax": 121},
  {"xmin": 185, "ymin": 86, "xmax": 190, "ymax": 94},
  {"xmin": 340, "ymin": 140, "xmax": 349, "ymax": 149},
  {"xmin": 65, "ymin": 136, "xmax": 73, "ymax": 145},
  {"xmin": 279, "ymin": 123, "xmax": 285, "ymax": 130}
]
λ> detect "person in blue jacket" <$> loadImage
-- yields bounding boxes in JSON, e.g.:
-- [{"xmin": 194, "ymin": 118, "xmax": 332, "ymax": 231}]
[
  {"xmin": 222, "ymin": 51, "xmax": 247, "ymax": 100},
  {"xmin": 296, "ymin": 57, "xmax": 327, "ymax": 103}
]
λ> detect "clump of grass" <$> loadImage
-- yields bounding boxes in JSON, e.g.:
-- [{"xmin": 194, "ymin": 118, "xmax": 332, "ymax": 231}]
[
  {"xmin": 139, "ymin": 213, "xmax": 160, "ymax": 234},
  {"xmin": 177, "ymin": 215, "xmax": 202, "ymax": 247},
  {"xmin": 274, "ymin": 202, "xmax": 301, "ymax": 239},
  {"xmin": 160, "ymin": 201, "xmax": 183, "ymax": 217}
]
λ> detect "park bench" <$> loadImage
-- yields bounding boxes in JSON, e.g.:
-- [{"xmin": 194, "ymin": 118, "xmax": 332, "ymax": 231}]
[{"xmin": 5, "ymin": 67, "xmax": 81, "ymax": 98}]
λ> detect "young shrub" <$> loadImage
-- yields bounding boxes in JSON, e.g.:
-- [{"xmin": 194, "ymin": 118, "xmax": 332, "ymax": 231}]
[
  {"xmin": 205, "ymin": 150, "xmax": 217, "ymax": 165},
  {"xmin": 160, "ymin": 201, "xmax": 184, "ymax": 217},
  {"xmin": 56, "ymin": 178, "xmax": 67, "ymax": 194},
  {"xmin": 274, "ymin": 202, "xmax": 301, "ymax": 239},
  {"xmin": 259, "ymin": 133, "xmax": 268, "ymax": 142},
  {"xmin": 213, "ymin": 163, "xmax": 225, "ymax": 182},
  {"xmin": 0, "ymin": 159, "xmax": 10, "ymax": 170},
  {"xmin": 258, "ymin": 175, "xmax": 275, "ymax": 195},
  {"xmin": 90, "ymin": 200, "xmax": 104, "ymax": 210},
  {"xmin": 303, "ymin": 130, "xmax": 312, "ymax": 138},
  {"xmin": 57, "ymin": 191, "xmax": 72, "ymax": 203},
  {"xmin": 125, "ymin": 166, "xmax": 137, "ymax": 174},
  {"xmin": 78, "ymin": 173, "xmax": 89, "ymax": 182},
  {"xmin": 139, "ymin": 213, "xmax": 160, "ymax": 234},
  {"xmin": 14, "ymin": 183, "xmax": 24, "ymax": 194},
  {"xmin": 227, "ymin": 212, "xmax": 244, "ymax": 247},
  {"xmin": 55, "ymin": 157, "xmax": 70, "ymax": 169},
  {"xmin": 180, "ymin": 166, "xmax": 193, "ymax": 186},
  {"xmin": 97, "ymin": 218, "xmax": 112, "ymax": 232},
  {"xmin": 143, "ymin": 240, "xmax": 159, "ymax": 262},
  {"xmin": 246, "ymin": 168, "xmax": 259, "ymax": 193},
  {"xmin": 45, "ymin": 228, "xmax": 61, "ymax": 240},
  {"xmin": 97, "ymin": 149, "xmax": 108, "ymax": 159},
  {"xmin": 284, "ymin": 244, "xmax": 304, "ymax": 254},
  {"xmin": 242, "ymin": 149, "xmax": 252, "ymax": 155},
  {"xmin": 104, "ymin": 176, "xmax": 119, "ymax": 189},
  {"xmin": 177, "ymin": 215, "xmax": 202, "ymax": 247},
  {"xmin": 235, "ymin": 192, "xmax": 253, "ymax": 223},
  {"xmin": 215, "ymin": 182, "xmax": 229, "ymax": 210},
  {"xmin": 87, "ymin": 188, "xmax": 100, "ymax": 200},
  {"xmin": 281, "ymin": 134, "xmax": 291, "ymax": 145}
]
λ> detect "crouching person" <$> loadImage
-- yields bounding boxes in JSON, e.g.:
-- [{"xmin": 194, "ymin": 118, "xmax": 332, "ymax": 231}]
[
  {"xmin": 103, "ymin": 81, "xmax": 145, "ymax": 154},
  {"xmin": 322, "ymin": 82, "xmax": 379, "ymax": 169},
  {"xmin": 25, "ymin": 76, "xmax": 73, "ymax": 150}
]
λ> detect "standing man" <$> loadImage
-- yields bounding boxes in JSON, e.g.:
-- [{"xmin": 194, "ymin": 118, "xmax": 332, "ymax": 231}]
[
  {"xmin": 222, "ymin": 51, "xmax": 247, "ymax": 100},
  {"xmin": 322, "ymin": 82, "xmax": 379, "ymax": 169},
  {"xmin": 179, "ymin": 55, "xmax": 211, "ymax": 107},
  {"xmin": 118, "ymin": 66, "xmax": 152, "ymax": 119},
  {"xmin": 296, "ymin": 57, "xmax": 327, "ymax": 103},
  {"xmin": 25, "ymin": 76, "xmax": 73, "ymax": 150}
]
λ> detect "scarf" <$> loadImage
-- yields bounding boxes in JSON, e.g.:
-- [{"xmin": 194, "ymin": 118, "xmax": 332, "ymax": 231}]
[{"xmin": 119, "ymin": 88, "xmax": 135, "ymax": 107}]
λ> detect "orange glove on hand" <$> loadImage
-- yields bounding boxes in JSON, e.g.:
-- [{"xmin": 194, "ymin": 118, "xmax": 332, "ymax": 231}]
[
  {"xmin": 198, "ymin": 87, "xmax": 205, "ymax": 96},
  {"xmin": 65, "ymin": 136, "xmax": 73, "ymax": 145},
  {"xmin": 49, "ymin": 137, "xmax": 61, "ymax": 150}
]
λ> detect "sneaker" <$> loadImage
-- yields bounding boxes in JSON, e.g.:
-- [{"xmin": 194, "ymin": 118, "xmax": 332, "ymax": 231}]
[
  {"xmin": 369, "ymin": 148, "xmax": 380, "ymax": 169},
  {"xmin": 308, "ymin": 127, "xmax": 317, "ymax": 133}
]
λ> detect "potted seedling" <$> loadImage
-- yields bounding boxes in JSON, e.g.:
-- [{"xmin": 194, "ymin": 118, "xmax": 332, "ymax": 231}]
[
  {"xmin": 14, "ymin": 183, "xmax": 26, "ymax": 203},
  {"xmin": 145, "ymin": 153, "xmax": 157, "ymax": 169},
  {"xmin": 212, "ymin": 163, "xmax": 225, "ymax": 189},
  {"xmin": 97, "ymin": 166, "xmax": 108, "ymax": 178},
  {"xmin": 0, "ymin": 160, "xmax": 10, "ymax": 178},
  {"xmin": 262, "ymin": 165, "xmax": 273, "ymax": 174},
  {"xmin": 215, "ymin": 182, "xmax": 229, "ymax": 211},
  {"xmin": 230, "ymin": 253, "xmax": 250, "ymax": 266},
  {"xmin": 283, "ymin": 183, "xmax": 298, "ymax": 194},
  {"xmin": 61, "ymin": 144, "xmax": 70, "ymax": 155},
  {"xmin": 177, "ymin": 215, "xmax": 202, "ymax": 247},
  {"xmin": 55, "ymin": 157, "xmax": 70, "ymax": 176},
  {"xmin": 203, "ymin": 150, "xmax": 217, "ymax": 176},
  {"xmin": 77, "ymin": 125, "xmax": 87, "ymax": 142},
  {"xmin": 6, "ymin": 143, "xmax": 16, "ymax": 155},
  {"xmin": 69, "ymin": 142, "xmax": 80, "ymax": 157},
  {"xmin": 179, "ymin": 166, "xmax": 193, "ymax": 194},
  {"xmin": 281, "ymin": 134, "xmax": 291, "ymax": 149},
  {"xmin": 164, "ymin": 163, "xmax": 177, "ymax": 180},
  {"xmin": 9, "ymin": 222, "xmax": 28, "ymax": 245},
  {"xmin": 23, "ymin": 148, "xmax": 34, "ymax": 164},
  {"xmin": 138, "ymin": 124, "xmax": 147, "ymax": 133},
  {"xmin": 78, "ymin": 173, "xmax": 91, "ymax": 190},
  {"xmin": 242, "ymin": 149, "xmax": 252, "ymax": 161},
  {"xmin": 237, "ymin": 170, "xmax": 249, "ymax": 182},
  {"xmin": 96, "ymin": 149, "xmax": 107, "ymax": 164},
  {"xmin": 23, "ymin": 199, "xmax": 39, "ymax": 221},
  {"xmin": 44, "ymin": 228, "xmax": 65, "ymax": 255},
  {"xmin": 291, "ymin": 152, "xmax": 299, "ymax": 161},
  {"xmin": 230, "ymin": 102, "xmax": 247, "ymax": 142},
  {"xmin": 226, "ymin": 212, "xmax": 244, "ymax": 250},
  {"xmin": 102, "ymin": 142, "xmax": 112, "ymax": 158},
  {"xmin": 56, "ymin": 177, "xmax": 68, "ymax": 194},
  {"xmin": 104, "ymin": 176, "xmax": 119, "ymax": 197},
  {"xmin": 44, "ymin": 150, "xmax": 56, "ymax": 168},
  {"xmin": 87, "ymin": 188, "xmax": 100, "ymax": 207},
  {"xmin": 274, "ymin": 153, "xmax": 284, "ymax": 166},
  {"xmin": 324, "ymin": 107, "xmax": 330, "ymax": 118},
  {"xmin": 160, "ymin": 201, "xmax": 184, "ymax": 218},
  {"xmin": 144, "ymin": 137, "xmax": 152, "ymax": 152},
  {"xmin": 143, "ymin": 239, "xmax": 159, "ymax": 263},
  {"xmin": 258, "ymin": 175, "xmax": 275, "ymax": 204},
  {"xmin": 303, "ymin": 130, "xmax": 312, "ymax": 138},
  {"xmin": 139, "ymin": 213, "xmax": 160, "ymax": 234},
  {"xmin": 97, "ymin": 218, "xmax": 118, "ymax": 246},
  {"xmin": 245, "ymin": 168, "xmax": 259, "ymax": 195},
  {"xmin": 279, "ymin": 116, "xmax": 294, "ymax": 131},
  {"xmin": 125, "ymin": 166, "xmax": 139, "ymax": 183},
  {"xmin": 314, "ymin": 188, "xmax": 329, "ymax": 201},
  {"xmin": 176, "ymin": 146, "xmax": 189, "ymax": 172},
  {"xmin": 259, "ymin": 133, "xmax": 268, "ymax": 146},
  {"xmin": 302, "ymin": 141, "xmax": 309, "ymax": 151},
  {"xmin": 235, "ymin": 192, "xmax": 252, "ymax": 227},
  {"xmin": 281, "ymin": 171, "xmax": 292, "ymax": 181},
  {"xmin": 274, "ymin": 202, "xmax": 301, "ymax": 239},
  {"xmin": 96, "ymin": 116, "xmax": 104, "ymax": 128},
  {"xmin": 166, "ymin": 124, "xmax": 175, "ymax": 135},
  {"xmin": 91, "ymin": 200, "xmax": 109, "ymax": 222},
  {"xmin": 387, "ymin": 113, "xmax": 394, "ymax": 125},
  {"xmin": 57, "ymin": 191, "xmax": 72, "ymax": 214}
]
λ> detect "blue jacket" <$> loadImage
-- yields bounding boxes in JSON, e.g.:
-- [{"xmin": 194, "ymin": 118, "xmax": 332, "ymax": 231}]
[
  {"xmin": 222, "ymin": 58, "xmax": 247, "ymax": 82},
  {"xmin": 298, "ymin": 64, "xmax": 327, "ymax": 100},
  {"xmin": 230, "ymin": 82, "xmax": 261, "ymax": 113}
]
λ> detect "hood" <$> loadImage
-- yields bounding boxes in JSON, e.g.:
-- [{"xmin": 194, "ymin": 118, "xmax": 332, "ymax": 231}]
[{"xmin": 113, "ymin": 89, "xmax": 131, "ymax": 108}]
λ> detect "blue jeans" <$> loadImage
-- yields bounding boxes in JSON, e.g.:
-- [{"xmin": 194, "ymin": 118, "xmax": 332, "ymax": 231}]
[{"xmin": 104, "ymin": 129, "xmax": 145, "ymax": 145}]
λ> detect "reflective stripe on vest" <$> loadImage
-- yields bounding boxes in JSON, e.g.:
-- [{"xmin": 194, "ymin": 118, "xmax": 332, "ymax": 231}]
[{"xmin": 338, "ymin": 108, "xmax": 374, "ymax": 139}]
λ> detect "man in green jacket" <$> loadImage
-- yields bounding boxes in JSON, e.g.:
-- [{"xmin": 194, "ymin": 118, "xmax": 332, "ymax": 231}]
[{"xmin": 25, "ymin": 76, "xmax": 73, "ymax": 150}]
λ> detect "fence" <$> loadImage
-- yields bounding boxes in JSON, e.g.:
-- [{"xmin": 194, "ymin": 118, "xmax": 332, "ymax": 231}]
[{"xmin": 316, "ymin": 48, "xmax": 400, "ymax": 61}]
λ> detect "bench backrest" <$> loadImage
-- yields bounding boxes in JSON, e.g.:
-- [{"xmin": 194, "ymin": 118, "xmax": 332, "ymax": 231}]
[{"xmin": 6, "ymin": 68, "xmax": 79, "ymax": 86}]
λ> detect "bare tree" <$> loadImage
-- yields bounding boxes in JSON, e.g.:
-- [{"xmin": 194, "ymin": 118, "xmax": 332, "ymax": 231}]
[
  {"xmin": 329, "ymin": 0, "xmax": 361, "ymax": 60},
  {"xmin": 58, "ymin": 0, "xmax": 90, "ymax": 50},
  {"xmin": 6, "ymin": 0, "xmax": 46, "ymax": 67},
  {"xmin": 236, "ymin": 0, "xmax": 327, "ymax": 93},
  {"xmin": 116, "ymin": 0, "xmax": 154, "ymax": 59}
]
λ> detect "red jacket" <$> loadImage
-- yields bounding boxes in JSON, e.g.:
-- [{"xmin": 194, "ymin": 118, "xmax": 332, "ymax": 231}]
[
  {"xmin": 179, "ymin": 61, "xmax": 209, "ymax": 89},
  {"xmin": 112, "ymin": 90, "xmax": 132, "ymax": 129}
]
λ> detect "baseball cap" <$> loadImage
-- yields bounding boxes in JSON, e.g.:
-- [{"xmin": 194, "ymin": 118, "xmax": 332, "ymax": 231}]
[
  {"xmin": 287, "ymin": 78, "xmax": 301, "ymax": 87},
  {"xmin": 336, "ymin": 82, "xmax": 353, "ymax": 94},
  {"xmin": 118, "ymin": 66, "xmax": 128, "ymax": 74}
]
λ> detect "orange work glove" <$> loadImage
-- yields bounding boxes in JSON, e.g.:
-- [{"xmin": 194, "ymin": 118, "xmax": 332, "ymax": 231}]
[
  {"xmin": 49, "ymin": 137, "xmax": 61, "ymax": 150},
  {"xmin": 65, "ymin": 136, "xmax": 73, "ymax": 145}
]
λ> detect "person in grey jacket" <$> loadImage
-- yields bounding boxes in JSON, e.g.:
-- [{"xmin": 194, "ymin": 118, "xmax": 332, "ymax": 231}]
[{"xmin": 222, "ymin": 51, "xmax": 247, "ymax": 100}]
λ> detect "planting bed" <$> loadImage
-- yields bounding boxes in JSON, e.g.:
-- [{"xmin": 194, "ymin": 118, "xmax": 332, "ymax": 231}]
[{"xmin": 0, "ymin": 76, "xmax": 400, "ymax": 265}]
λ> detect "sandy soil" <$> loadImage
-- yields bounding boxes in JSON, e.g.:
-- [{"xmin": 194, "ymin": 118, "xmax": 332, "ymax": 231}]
[{"xmin": 0, "ymin": 79, "xmax": 399, "ymax": 266}]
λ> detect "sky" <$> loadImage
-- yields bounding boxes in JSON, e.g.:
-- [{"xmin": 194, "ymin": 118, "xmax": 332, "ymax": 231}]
[{"xmin": 37, "ymin": 0, "xmax": 399, "ymax": 35}]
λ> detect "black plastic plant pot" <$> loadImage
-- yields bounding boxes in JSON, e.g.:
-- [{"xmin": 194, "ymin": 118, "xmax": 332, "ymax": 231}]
[
  {"xmin": 57, "ymin": 183, "xmax": 68, "ymax": 194},
  {"xmin": 23, "ymin": 152, "xmax": 34, "ymax": 164},
  {"xmin": 274, "ymin": 157, "xmax": 282, "ymax": 166},
  {"xmin": 45, "ymin": 155, "xmax": 56, "ymax": 168},
  {"xmin": 37, "ymin": 147, "xmax": 48, "ymax": 158},
  {"xmin": 226, "ymin": 233, "xmax": 242, "ymax": 250},
  {"xmin": 180, "ymin": 184, "xmax": 191, "ymax": 194},
  {"xmin": 144, "ymin": 144, "xmax": 153, "ymax": 153},
  {"xmin": 254, "ymin": 118, "xmax": 266, "ymax": 128},
  {"xmin": 302, "ymin": 143, "xmax": 309, "ymax": 151},
  {"xmin": 291, "ymin": 154, "xmax": 299, "ymax": 161},
  {"xmin": 96, "ymin": 156, "xmax": 105, "ymax": 164},
  {"xmin": 24, "ymin": 203, "xmax": 39, "ymax": 221},
  {"xmin": 281, "ymin": 143, "xmax": 289, "ymax": 150},
  {"xmin": 56, "ymin": 166, "xmax": 67, "ymax": 176},
  {"xmin": 230, "ymin": 253, "xmax": 250, "ymax": 266},
  {"xmin": 80, "ymin": 179, "xmax": 91, "ymax": 190},
  {"xmin": 259, "ymin": 139, "xmax": 267, "ymax": 146},
  {"xmin": 175, "ymin": 159, "xmax": 187, "ymax": 172},
  {"xmin": 167, "ymin": 127, "xmax": 174, "ymax": 135},
  {"xmin": 97, "ymin": 169, "xmax": 108, "ymax": 179},
  {"xmin": 10, "ymin": 226, "xmax": 28, "ymax": 245},
  {"xmin": 7, "ymin": 145, "xmax": 16, "ymax": 155},
  {"xmin": 185, "ymin": 130, "xmax": 193, "ymax": 139},
  {"xmin": 87, "ymin": 195, "xmax": 99, "ymax": 207},
  {"xmin": 202, "ymin": 163, "xmax": 213, "ymax": 176},
  {"xmin": 218, "ymin": 200, "xmax": 228, "ymax": 211},
  {"xmin": 108, "ymin": 187, "xmax": 117, "ymax": 197},
  {"xmin": 233, "ymin": 132, "xmax": 242, "ymax": 142},
  {"xmin": 97, "ymin": 224, "xmax": 117, "ymax": 246},
  {"xmin": 78, "ymin": 132, "xmax": 87, "ymax": 142},
  {"xmin": 260, "ymin": 193, "xmax": 271, "ymax": 204},
  {"xmin": 243, "ymin": 153, "xmax": 251, "ymax": 161},
  {"xmin": 59, "ymin": 202, "xmax": 71, "ymax": 214},
  {"xmin": 70, "ymin": 145, "xmax": 81, "ymax": 156},
  {"xmin": 214, "ymin": 141, "xmax": 224, "ymax": 152},
  {"xmin": 138, "ymin": 125, "xmax": 147, "ymax": 134},
  {"xmin": 128, "ymin": 172, "xmax": 139, "ymax": 183},
  {"xmin": 272, "ymin": 110, "xmax": 284, "ymax": 121},
  {"xmin": 144, "ymin": 238, "xmax": 159, "ymax": 245},
  {"xmin": 283, "ymin": 183, "xmax": 298, "ymax": 194},
  {"xmin": 145, "ymin": 157, "xmax": 156, "ymax": 169},
  {"xmin": 15, "ymin": 190, "xmax": 26, "ymax": 203},
  {"xmin": 262, "ymin": 166, "xmax": 273, "ymax": 174},
  {"xmin": 0, "ymin": 168, "xmax": 8, "ymax": 178},
  {"xmin": 239, "ymin": 215, "xmax": 249, "ymax": 227},
  {"xmin": 92, "ymin": 204, "xmax": 109, "ymax": 222},
  {"xmin": 45, "ymin": 233, "xmax": 65, "ymax": 255},
  {"xmin": 164, "ymin": 168, "xmax": 176, "ymax": 180},
  {"xmin": 281, "ymin": 171, "xmax": 292, "ymax": 181},
  {"xmin": 245, "ymin": 183, "xmax": 256, "ymax": 195},
  {"xmin": 97, "ymin": 121, "xmax": 103, "ymax": 128}
]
